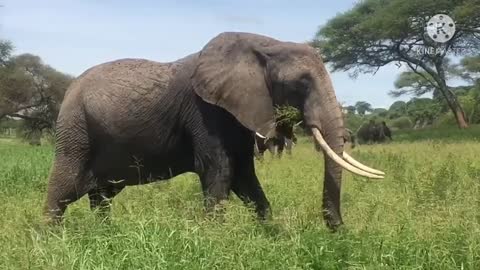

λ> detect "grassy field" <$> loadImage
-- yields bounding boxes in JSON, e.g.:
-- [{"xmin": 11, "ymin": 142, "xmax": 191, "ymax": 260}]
[
  {"xmin": 1, "ymin": 131, "xmax": 480, "ymax": 269},
  {"xmin": 394, "ymin": 125, "xmax": 480, "ymax": 143}
]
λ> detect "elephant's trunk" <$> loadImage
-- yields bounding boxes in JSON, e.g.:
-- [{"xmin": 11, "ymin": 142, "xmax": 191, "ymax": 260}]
[{"xmin": 304, "ymin": 67, "xmax": 384, "ymax": 230}]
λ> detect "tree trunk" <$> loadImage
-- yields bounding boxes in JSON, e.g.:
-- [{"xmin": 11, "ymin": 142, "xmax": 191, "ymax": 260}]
[
  {"xmin": 425, "ymin": 83, "xmax": 468, "ymax": 128},
  {"xmin": 441, "ymin": 86, "xmax": 469, "ymax": 129},
  {"xmin": 454, "ymin": 107, "xmax": 469, "ymax": 129},
  {"xmin": 432, "ymin": 60, "xmax": 469, "ymax": 129}
]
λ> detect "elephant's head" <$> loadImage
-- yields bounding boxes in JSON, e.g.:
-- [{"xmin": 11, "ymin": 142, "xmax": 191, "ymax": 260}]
[{"xmin": 192, "ymin": 32, "xmax": 384, "ymax": 229}]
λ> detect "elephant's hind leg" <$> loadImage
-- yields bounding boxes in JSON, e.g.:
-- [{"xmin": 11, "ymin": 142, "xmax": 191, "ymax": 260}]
[
  {"xmin": 44, "ymin": 155, "xmax": 95, "ymax": 224},
  {"xmin": 44, "ymin": 113, "xmax": 94, "ymax": 224}
]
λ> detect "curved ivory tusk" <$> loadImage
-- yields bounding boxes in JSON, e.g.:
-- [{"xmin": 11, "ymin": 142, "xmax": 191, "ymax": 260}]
[
  {"xmin": 255, "ymin": 132, "xmax": 266, "ymax": 139},
  {"xmin": 311, "ymin": 128, "xmax": 384, "ymax": 179},
  {"xmin": 343, "ymin": 152, "xmax": 385, "ymax": 175}
]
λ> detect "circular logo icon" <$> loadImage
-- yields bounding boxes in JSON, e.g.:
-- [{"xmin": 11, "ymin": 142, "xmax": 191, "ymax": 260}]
[{"xmin": 426, "ymin": 14, "xmax": 456, "ymax": 43}]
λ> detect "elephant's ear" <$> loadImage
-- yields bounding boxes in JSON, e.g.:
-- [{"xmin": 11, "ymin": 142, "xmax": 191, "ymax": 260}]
[{"xmin": 192, "ymin": 32, "xmax": 277, "ymax": 137}]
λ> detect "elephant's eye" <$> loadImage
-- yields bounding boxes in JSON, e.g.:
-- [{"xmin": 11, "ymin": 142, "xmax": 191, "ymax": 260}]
[{"xmin": 297, "ymin": 74, "xmax": 311, "ymax": 89}]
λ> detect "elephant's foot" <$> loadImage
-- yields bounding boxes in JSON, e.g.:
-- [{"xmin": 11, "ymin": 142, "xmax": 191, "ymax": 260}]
[
  {"xmin": 43, "ymin": 205, "xmax": 66, "ymax": 226},
  {"xmin": 325, "ymin": 218, "xmax": 344, "ymax": 232},
  {"xmin": 256, "ymin": 204, "xmax": 272, "ymax": 223},
  {"xmin": 323, "ymin": 208, "xmax": 344, "ymax": 232},
  {"xmin": 204, "ymin": 197, "xmax": 229, "ymax": 223}
]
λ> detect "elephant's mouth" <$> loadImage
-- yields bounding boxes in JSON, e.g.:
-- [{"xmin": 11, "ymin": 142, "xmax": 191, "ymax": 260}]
[{"xmin": 311, "ymin": 128, "xmax": 384, "ymax": 179}]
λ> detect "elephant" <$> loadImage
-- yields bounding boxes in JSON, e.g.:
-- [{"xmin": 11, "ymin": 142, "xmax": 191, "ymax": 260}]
[
  {"xmin": 343, "ymin": 128, "xmax": 356, "ymax": 149},
  {"xmin": 26, "ymin": 131, "xmax": 42, "ymax": 146},
  {"xmin": 254, "ymin": 122, "xmax": 297, "ymax": 159},
  {"xmin": 44, "ymin": 32, "xmax": 384, "ymax": 230},
  {"xmin": 357, "ymin": 120, "xmax": 392, "ymax": 144},
  {"xmin": 381, "ymin": 121, "xmax": 392, "ymax": 141}
]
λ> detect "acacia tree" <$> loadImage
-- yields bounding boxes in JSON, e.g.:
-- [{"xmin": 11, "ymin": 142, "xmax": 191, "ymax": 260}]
[
  {"xmin": 345, "ymin": 105, "xmax": 356, "ymax": 114},
  {"xmin": 355, "ymin": 101, "xmax": 372, "ymax": 115},
  {"xmin": 0, "ymin": 40, "xmax": 12, "ymax": 66},
  {"xmin": 387, "ymin": 101, "xmax": 408, "ymax": 119},
  {"xmin": 372, "ymin": 108, "xmax": 388, "ymax": 117},
  {"xmin": 458, "ymin": 55, "xmax": 480, "ymax": 83},
  {"xmin": 455, "ymin": 55, "xmax": 480, "ymax": 123},
  {"xmin": 392, "ymin": 71, "xmax": 438, "ymax": 97},
  {"xmin": 393, "ymin": 56, "xmax": 480, "ymax": 123},
  {"xmin": 315, "ymin": 0, "xmax": 480, "ymax": 128},
  {"xmin": 0, "ymin": 44, "xmax": 73, "ymax": 134}
]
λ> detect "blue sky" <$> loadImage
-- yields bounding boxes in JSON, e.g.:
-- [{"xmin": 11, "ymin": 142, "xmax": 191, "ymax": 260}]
[{"xmin": 0, "ymin": 0, "xmax": 409, "ymax": 108}]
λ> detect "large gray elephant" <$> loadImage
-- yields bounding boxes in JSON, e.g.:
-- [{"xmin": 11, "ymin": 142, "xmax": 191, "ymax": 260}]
[{"xmin": 44, "ymin": 32, "xmax": 384, "ymax": 230}]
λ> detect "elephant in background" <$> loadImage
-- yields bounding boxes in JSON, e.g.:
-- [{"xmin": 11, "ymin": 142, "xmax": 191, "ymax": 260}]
[
  {"xmin": 382, "ymin": 121, "xmax": 392, "ymax": 141},
  {"xmin": 44, "ymin": 32, "xmax": 384, "ymax": 230},
  {"xmin": 343, "ymin": 128, "xmax": 356, "ymax": 149},
  {"xmin": 357, "ymin": 120, "xmax": 392, "ymax": 144},
  {"xmin": 254, "ymin": 121, "xmax": 298, "ymax": 159}
]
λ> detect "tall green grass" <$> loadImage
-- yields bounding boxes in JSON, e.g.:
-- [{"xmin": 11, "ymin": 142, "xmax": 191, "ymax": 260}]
[
  {"xmin": 1, "ymin": 137, "xmax": 479, "ymax": 269},
  {"xmin": 393, "ymin": 124, "xmax": 480, "ymax": 142}
]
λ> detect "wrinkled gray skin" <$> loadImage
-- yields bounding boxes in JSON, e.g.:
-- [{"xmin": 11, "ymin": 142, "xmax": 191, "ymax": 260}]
[
  {"xmin": 45, "ymin": 32, "xmax": 346, "ymax": 229},
  {"xmin": 357, "ymin": 120, "xmax": 392, "ymax": 144}
]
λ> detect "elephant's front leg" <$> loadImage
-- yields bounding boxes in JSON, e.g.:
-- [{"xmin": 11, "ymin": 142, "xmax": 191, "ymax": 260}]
[
  {"xmin": 196, "ymin": 151, "xmax": 233, "ymax": 214},
  {"xmin": 232, "ymin": 157, "xmax": 271, "ymax": 220},
  {"xmin": 276, "ymin": 137, "xmax": 286, "ymax": 158},
  {"xmin": 253, "ymin": 141, "xmax": 264, "ymax": 161},
  {"xmin": 285, "ymin": 139, "xmax": 293, "ymax": 156},
  {"xmin": 266, "ymin": 139, "xmax": 277, "ymax": 158}
]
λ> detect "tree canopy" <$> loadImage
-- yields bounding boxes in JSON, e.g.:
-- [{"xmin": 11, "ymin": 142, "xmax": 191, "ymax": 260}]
[
  {"xmin": 355, "ymin": 101, "xmax": 372, "ymax": 115},
  {"xmin": 315, "ymin": 0, "xmax": 480, "ymax": 128},
  {"xmin": 0, "ymin": 41, "xmax": 73, "ymax": 135},
  {"xmin": 391, "ymin": 55, "xmax": 480, "ymax": 124},
  {"xmin": 344, "ymin": 105, "xmax": 356, "ymax": 114}
]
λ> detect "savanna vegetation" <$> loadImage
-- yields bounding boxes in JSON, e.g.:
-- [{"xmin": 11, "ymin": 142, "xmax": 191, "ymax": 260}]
[
  {"xmin": 315, "ymin": 0, "xmax": 480, "ymax": 129},
  {"xmin": 1, "ymin": 0, "xmax": 480, "ymax": 269},
  {"xmin": 341, "ymin": 54, "xmax": 480, "ymax": 134},
  {"xmin": 1, "ymin": 127, "xmax": 480, "ymax": 269}
]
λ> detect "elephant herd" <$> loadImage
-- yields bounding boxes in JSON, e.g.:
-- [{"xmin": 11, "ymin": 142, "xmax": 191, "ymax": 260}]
[
  {"xmin": 254, "ymin": 120, "xmax": 298, "ymax": 159},
  {"xmin": 43, "ymin": 32, "xmax": 386, "ymax": 231}
]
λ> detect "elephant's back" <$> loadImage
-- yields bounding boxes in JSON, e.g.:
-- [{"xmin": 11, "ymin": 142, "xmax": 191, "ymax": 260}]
[
  {"xmin": 69, "ymin": 59, "xmax": 171, "ymax": 100},
  {"xmin": 59, "ymin": 59, "xmax": 177, "ymax": 135}
]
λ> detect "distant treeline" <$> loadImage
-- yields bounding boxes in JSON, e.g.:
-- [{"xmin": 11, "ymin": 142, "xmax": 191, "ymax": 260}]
[{"xmin": 344, "ymin": 85, "xmax": 480, "ymax": 132}]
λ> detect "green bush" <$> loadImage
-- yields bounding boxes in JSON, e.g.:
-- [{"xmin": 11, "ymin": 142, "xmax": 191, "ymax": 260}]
[
  {"xmin": 394, "ymin": 124, "xmax": 480, "ymax": 142},
  {"xmin": 390, "ymin": 116, "xmax": 413, "ymax": 130},
  {"xmin": 344, "ymin": 114, "xmax": 364, "ymax": 131},
  {"xmin": 432, "ymin": 112, "xmax": 457, "ymax": 128},
  {"xmin": 274, "ymin": 105, "xmax": 302, "ymax": 127}
]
